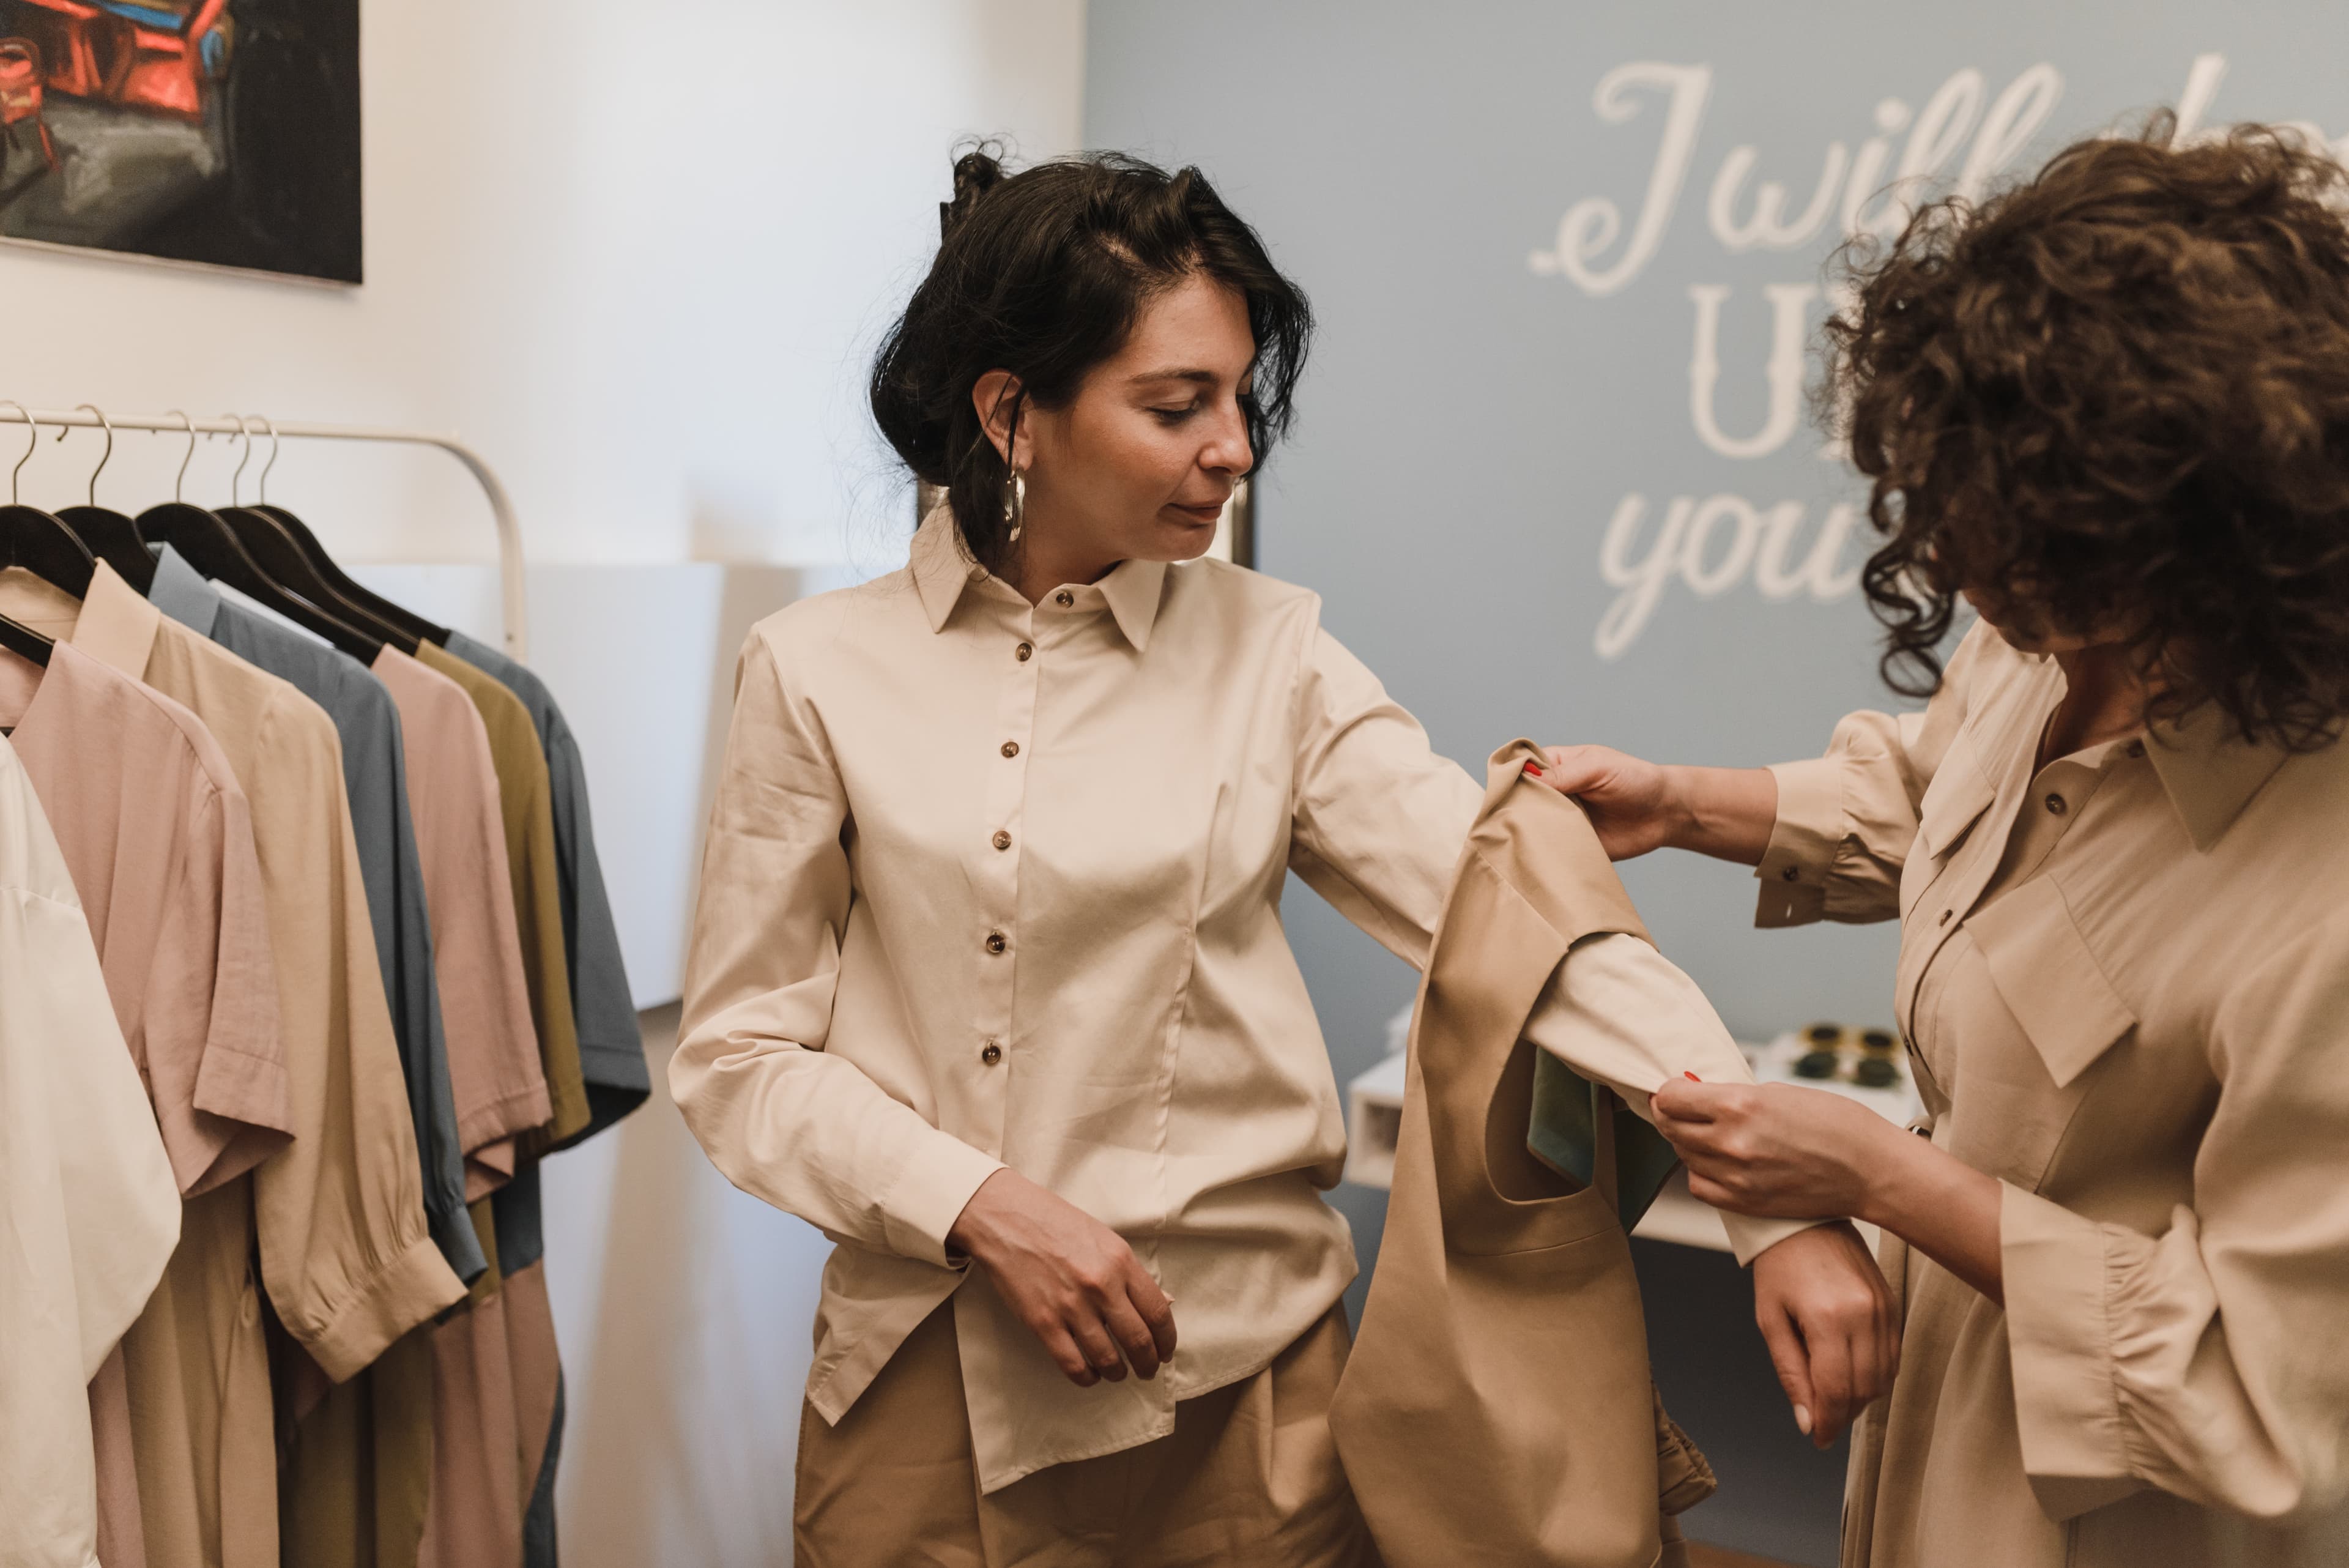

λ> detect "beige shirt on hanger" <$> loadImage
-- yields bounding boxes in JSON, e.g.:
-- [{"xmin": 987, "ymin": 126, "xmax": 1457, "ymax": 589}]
[
  {"xmin": 1759, "ymin": 620, "xmax": 2349, "ymax": 1568},
  {"xmin": 0, "ymin": 732, "xmax": 180, "ymax": 1568},
  {"xmin": 0, "ymin": 563, "xmax": 468, "ymax": 1568},
  {"xmin": 675, "ymin": 509, "xmax": 1806, "ymax": 1495}
]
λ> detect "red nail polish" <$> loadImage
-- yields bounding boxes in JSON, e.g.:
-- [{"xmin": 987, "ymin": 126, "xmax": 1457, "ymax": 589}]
[
  {"xmin": 1684, "ymin": 1071, "xmax": 1703, "ymax": 1082},
  {"xmin": 1524, "ymin": 763, "xmax": 1545, "ymax": 777}
]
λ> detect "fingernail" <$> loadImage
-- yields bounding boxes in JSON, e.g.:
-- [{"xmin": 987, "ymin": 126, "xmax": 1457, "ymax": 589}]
[
  {"xmin": 1794, "ymin": 1405, "xmax": 1813, "ymax": 1436},
  {"xmin": 1684, "ymin": 1071, "xmax": 1703, "ymax": 1082},
  {"xmin": 1524, "ymin": 764, "xmax": 1545, "ymax": 777}
]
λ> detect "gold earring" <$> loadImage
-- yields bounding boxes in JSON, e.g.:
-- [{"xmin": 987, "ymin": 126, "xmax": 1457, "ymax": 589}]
[{"xmin": 1005, "ymin": 467, "xmax": 1026, "ymax": 544}]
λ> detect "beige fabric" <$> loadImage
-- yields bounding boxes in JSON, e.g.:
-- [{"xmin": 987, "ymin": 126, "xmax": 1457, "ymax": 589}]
[
  {"xmin": 0, "ymin": 562, "xmax": 469, "ymax": 1568},
  {"xmin": 372, "ymin": 647, "xmax": 551, "ymax": 1184},
  {"xmin": 794, "ymin": 1296, "xmax": 1374, "ymax": 1567},
  {"xmin": 675, "ymin": 510, "xmax": 1801, "ymax": 1493},
  {"xmin": 1759, "ymin": 620, "xmax": 2349, "ymax": 1567},
  {"xmin": 0, "ymin": 732, "xmax": 182, "ymax": 1568},
  {"xmin": 415, "ymin": 639, "xmax": 588, "ymax": 1148},
  {"xmin": 1332, "ymin": 740, "xmax": 1699, "ymax": 1568}
]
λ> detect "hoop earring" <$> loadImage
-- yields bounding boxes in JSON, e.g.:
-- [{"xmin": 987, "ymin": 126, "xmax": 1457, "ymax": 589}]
[{"xmin": 1004, "ymin": 467, "xmax": 1026, "ymax": 544}]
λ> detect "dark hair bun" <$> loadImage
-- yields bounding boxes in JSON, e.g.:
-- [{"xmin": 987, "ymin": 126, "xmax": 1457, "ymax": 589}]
[{"xmin": 940, "ymin": 143, "xmax": 1008, "ymax": 240}]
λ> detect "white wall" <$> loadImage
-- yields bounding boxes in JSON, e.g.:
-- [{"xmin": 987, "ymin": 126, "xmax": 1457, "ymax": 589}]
[
  {"xmin": 1, "ymin": 0, "xmax": 1085, "ymax": 570},
  {"xmin": 7, "ymin": 9, "xmax": 1084, "ymax": 1565}
]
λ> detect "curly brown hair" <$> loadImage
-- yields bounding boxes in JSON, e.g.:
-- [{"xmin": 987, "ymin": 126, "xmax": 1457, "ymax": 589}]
[{"xmin": 1823, "ymin": 116, "xmax": 2349, "ymax": 749}]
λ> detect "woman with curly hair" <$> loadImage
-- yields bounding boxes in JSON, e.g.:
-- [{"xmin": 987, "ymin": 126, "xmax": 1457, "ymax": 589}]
[{"xmin": 1538, "ymin": 120, "xmax": 2349, "ymax": 1567}]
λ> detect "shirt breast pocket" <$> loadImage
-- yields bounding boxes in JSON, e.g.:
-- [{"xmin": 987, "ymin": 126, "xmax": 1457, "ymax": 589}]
[{"xmin": 1969, "ymin": 877, "xmax": 2137, "ymax": 1091}]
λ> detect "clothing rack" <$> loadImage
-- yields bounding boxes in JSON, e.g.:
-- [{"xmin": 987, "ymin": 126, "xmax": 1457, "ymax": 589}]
[{"xmin": 0, "ymin": 406, "xmax": 527, "ymax": 658}]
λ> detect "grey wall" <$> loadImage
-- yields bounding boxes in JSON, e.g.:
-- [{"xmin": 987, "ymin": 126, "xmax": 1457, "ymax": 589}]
[{"xmin": 1085, "ymin": 0, "xmax": 2349, "ymax": 1124}]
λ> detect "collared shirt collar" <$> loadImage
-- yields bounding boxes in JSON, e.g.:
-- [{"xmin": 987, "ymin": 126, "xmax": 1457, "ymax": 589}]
[
  {"xmin": 69, "ymin": 559, "xmax": 164, "ymax": 682},
  {"xmin": 147, "ymin": 543, "xmax": 225, "ymax": 640},
  {"xmin": 907, "ymin": 505, "xmax": 1168, "ymax": 653},
  {"xmin": 2143, "ymin": 699, "xmax": 2292, "ymax": 852},
  {"xmin": 2030, "ymin": 648, "xmax": 2291, "ymax": 852}
]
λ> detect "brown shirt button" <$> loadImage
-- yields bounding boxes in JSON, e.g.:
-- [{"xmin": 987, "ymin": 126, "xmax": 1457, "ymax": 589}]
[
  {"xmin": 985, "ymin": 931, "xmax": 1007, "ymax": 955},
  {"xmin": 992, "ymin": 830, "xmax": 1012, "ymax": 852},
  {"xmin": 1015, "ymin": 642, "xmax": 1033, "ymax": 662},
  {"xmin": 1001, "ymin": 741, "xmax": 1020, "ymax": 759},
  {"xmin": 1939, "ymin": 907, "xmax": 1954, "ymax": 926},
  {"xmin": 1054, "ymin": 590, "xmax": 1075, "ymax": 608},
  {"xmin": 981, "ymin": 1041, "xmax": 1003, "ymax": 1066},
  {"xmin": 1780, "ymin": 864, "xmax": 1799, "ymax": 882},
  {"xmin": 2045, "ymin": 793, "xmax": 2068, "ymax": 816}
]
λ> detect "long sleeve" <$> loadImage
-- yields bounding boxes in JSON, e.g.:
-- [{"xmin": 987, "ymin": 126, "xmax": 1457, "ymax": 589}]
[
  {"xmin": 2002, "ymin": 906, "xmax": 2349, "ymax": 1525},
  {"xmin": 1284, "ymin": 619, "xmax": 1813, "ymax": 1261},
  {"xmin": 1286, "ymin": 622, "xmax": 1485, "ymax": 963},
  {"xmin": 672, "ymin": 631, "xmax": 1003, "ymax": 1269},
  {"xmin": 1521, "ymin": 935, "xmax": 1819, "ymax": 1264},
  {"xmin": 0, "ymin": 809, "xmax": 179, "ymax": 1568},
  {"xmin": 1754, "ymin": 622, "xmax": 1990, "ymax": 928}
]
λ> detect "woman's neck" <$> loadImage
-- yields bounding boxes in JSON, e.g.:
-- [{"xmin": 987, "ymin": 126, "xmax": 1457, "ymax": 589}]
[
  {"xmin": 1006, "ymin": 515, "xmax": 1120, "ymax": 606},
  {"xmin": 2042, "ymin": 642, "xmax": 2153, "ymax": 766}
]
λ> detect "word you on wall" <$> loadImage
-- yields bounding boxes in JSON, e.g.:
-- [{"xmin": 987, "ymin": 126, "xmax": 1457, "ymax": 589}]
[{"xmin": 1535, "ymin": 54, "xmax": 2348, "ymax": 659}]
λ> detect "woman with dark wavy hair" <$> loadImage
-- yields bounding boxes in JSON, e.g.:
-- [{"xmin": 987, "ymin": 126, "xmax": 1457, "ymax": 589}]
[{"xmin": 1540, "ymin": 120, "xmax": 2349, "ymax": 1567}]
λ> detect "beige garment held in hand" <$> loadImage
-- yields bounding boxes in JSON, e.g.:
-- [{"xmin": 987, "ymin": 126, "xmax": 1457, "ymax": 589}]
[
  {"xmin": 1332, "ymin": 741, "xmax": 1713, "ymax": 1568},
  {"xmin": 1761, "ymin": 622, "xmax": 2349, "ymax": 1568}
]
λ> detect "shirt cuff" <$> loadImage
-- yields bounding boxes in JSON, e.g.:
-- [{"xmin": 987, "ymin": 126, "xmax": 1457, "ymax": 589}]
[
  {"xmin": 1753, "ymin": 757, "xmax": 1845, "ymax": 928},
  {"xmin": 2002, "ymin": 1182, "xmax": 2143, "ymax": 1520},
  {"xmin": 1721, "ymin": 1211, "xmax": 1829, "ymax": 1268},
  {"xmin": 304, "ymin": 1232, "xmax": 469, "ymax": 1381},
  {"xmin": 879, "ymin": 1133, "xmax": 1006, "ymax": 1270}
]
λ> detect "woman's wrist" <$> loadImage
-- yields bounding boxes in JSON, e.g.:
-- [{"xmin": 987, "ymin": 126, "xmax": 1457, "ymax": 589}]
[
  {"xmin": 1852, "ymin": 1118, "xmax": 1935, "ymax": 1234},
  {"xmin": 1855, "ymin": 1118, "xmax": 2008, "ymax": 1304},
  {"xmin": 1663, "ymin": 765, "xmax": 1778, "ymax": 865}
]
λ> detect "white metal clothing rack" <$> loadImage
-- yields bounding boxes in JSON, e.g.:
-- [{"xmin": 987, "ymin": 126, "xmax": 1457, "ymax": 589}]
[{"xmin": 0, "ymin": 406, "xmax": 527, "ymax": 658}]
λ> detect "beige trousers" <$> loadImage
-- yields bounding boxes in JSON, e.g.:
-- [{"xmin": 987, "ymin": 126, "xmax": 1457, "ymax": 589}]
[{"xmin": 794, "ymin": 1302, "xmax": 1378, "ymax": 1567}]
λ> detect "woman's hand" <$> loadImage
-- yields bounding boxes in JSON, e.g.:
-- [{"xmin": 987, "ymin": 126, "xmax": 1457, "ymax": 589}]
[
  {"xmin": 1747, "ymin": 1223, "xmax": 1900, "ymax": 1448},
  {"xmin": 1532, "ymin": 748, "xmax": 1778, "ymax": 866},
  {"xmin": 1650, "ymin": 1078, "xmax": 1896, "ymax": 1219},
  {"xmin": 948, "ymin": 1169, "xmax": 1179, "ymax": 1388},
  {"xmin": 1653, "ymin": 1077, "xmax": 2008, "ymax": 1307}
]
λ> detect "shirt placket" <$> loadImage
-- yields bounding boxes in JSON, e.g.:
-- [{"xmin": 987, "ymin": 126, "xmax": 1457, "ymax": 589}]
[{"xmin": 970, "ymin": 597, "xmax": 1041, "ymax": 1156}]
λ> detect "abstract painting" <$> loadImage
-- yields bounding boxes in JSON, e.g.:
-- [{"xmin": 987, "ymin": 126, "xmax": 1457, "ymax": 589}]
[{"xmin": 0, "ymin": 0, "xmax": 360, "ymax": 282}]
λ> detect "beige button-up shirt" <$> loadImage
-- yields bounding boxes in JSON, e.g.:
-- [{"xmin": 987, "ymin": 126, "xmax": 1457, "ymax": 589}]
[
  {"xmin": 1759, "ymin": 621, "xmax": 2349, "ymax": 1568},
  {"xmin": 0, "ymin": 733, "xmax": 180, "ymax": 1568},
  {"xmin": 677, "ymin": 511, "xmax": 1798, "ymax": 1492}
]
